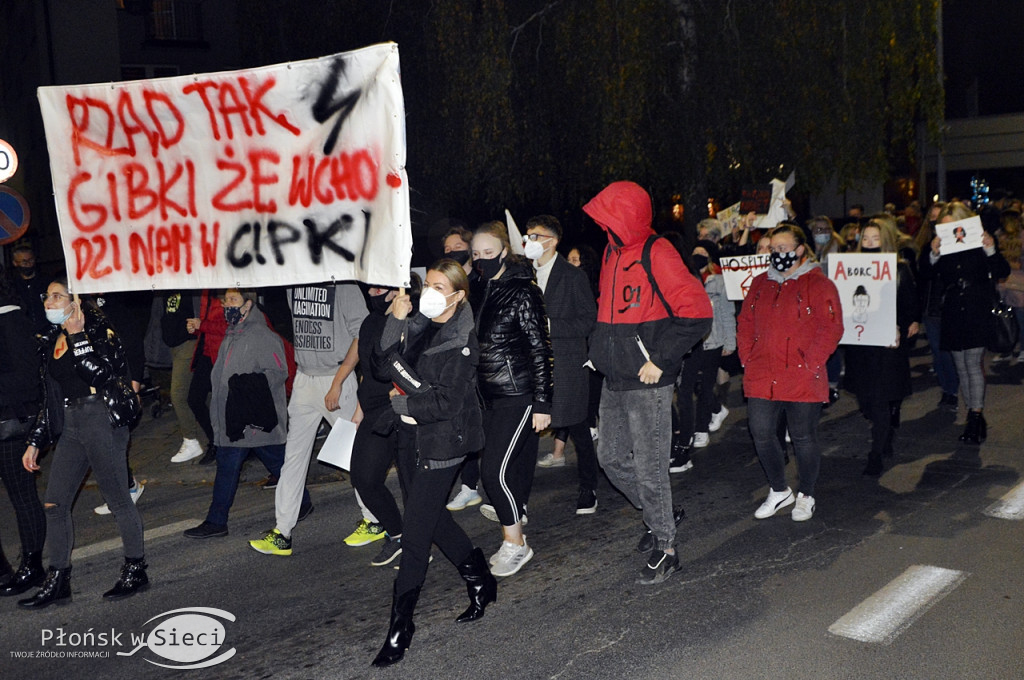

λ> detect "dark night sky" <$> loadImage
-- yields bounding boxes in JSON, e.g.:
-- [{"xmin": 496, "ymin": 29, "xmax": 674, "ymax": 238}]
[{"xmin": 944, "ymin": 0, "xmax": 1024, "ymax": 118}]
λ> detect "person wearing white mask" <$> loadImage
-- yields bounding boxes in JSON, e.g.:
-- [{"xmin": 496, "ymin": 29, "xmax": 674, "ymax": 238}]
[
  {"xmin": 471, "ymin": 221, "xmax": 553, "ymax": 577},
  {"xmin": 20, "ymin": 278, "xmax": 145, "ymax": 608},
  {"xmin": 370, "ymin": 260, "xmax": 492, "ymax": 667},
  {"xmin": 524, "ymin": 216, "xmax": 599, "ymax": 515}
]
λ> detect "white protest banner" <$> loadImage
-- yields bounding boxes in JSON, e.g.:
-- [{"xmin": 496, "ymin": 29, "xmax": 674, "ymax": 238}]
[
  {"xmin": 828, "ymin": 252, "xmax": 898, "ymax": 347},
  {"xmin": 38, "ymin": 43, "xmax": 411, "ymax": 293},
  {"xmin": 716, "ymin": 201, "xmax": 741, "ymax": 233},
  {"xmin": 936, "ymin": 215, "xmax": 984, "ymax": 256},
  {"xmin": 753, "ymin": 176, "xmax": 791, "ymax": 229},
  {"xmin": 721, "ymin": 253, "xmax": 770, "ymax": 300}
]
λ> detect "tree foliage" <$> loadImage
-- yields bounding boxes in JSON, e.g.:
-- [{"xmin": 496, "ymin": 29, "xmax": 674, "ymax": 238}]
[{"xmin": 235, "ymin": 0, "xmax": 943, "ymax": 226}]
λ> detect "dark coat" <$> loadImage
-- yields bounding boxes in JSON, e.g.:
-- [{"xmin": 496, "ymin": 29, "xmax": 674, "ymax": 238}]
[
  {"xmin": 540, "ymin": 255, "xmax": 596, "ymax": 428},
  {"xmin": 844, "ymin": 262, "xmax": 920, "ymax": 402},
  {"xmin": 377, "ymin": 303, "xmax": 484, "ymax": 461},
  {"xmin": 28, "ymin": 306, "xmax": 139, "ymax": 448},
  {"xmin": 474, "ymin": 261, "xmax": 554, "ymax": 412},
  {"xmin": 920, "ymin": 247, "xmax": 1011, "ymax": 350},
  {"xmin": 0, "ymin": 305, "xmax": 41, "ymax": 423}
]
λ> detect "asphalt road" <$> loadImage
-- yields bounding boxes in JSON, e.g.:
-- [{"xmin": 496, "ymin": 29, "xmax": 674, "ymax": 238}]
[{"xmin": 1, "ymin": 345, "xmax": 1022, "ymax": 680}]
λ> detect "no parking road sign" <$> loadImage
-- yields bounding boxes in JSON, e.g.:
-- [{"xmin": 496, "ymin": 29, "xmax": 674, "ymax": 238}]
[{"xmin": 0, "ymin": 186, "xmax": 30, "ymax": 245}]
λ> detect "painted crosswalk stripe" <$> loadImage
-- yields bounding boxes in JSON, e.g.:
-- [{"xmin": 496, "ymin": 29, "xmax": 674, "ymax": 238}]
[
  {"xmin": 72, "ymin": 520, "xmax": 202, "ymax": 561},
  {"xmin": 983, "ymin": 481, "xmax": 1024, "ymax": 520},
  {"xmin": 828, "ymin": 565, "xmax": 967, "ymax": 644}
]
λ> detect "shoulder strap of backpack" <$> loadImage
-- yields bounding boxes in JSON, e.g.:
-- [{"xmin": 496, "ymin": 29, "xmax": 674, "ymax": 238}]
[{"xmin": 641, "ymin": 234, "xmax": 674, "ymax": 318}]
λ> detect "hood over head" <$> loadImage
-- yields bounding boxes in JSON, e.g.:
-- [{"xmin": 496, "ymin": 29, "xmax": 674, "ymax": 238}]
[{"xmin": 583, "ymin": 181, "xmax": 654, "ymax": 247}]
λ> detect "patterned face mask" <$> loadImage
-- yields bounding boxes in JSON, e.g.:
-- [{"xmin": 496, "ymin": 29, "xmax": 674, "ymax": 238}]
[{"xmin": 769, "ymin": 250, "xmax": 799, "ymax": 272}]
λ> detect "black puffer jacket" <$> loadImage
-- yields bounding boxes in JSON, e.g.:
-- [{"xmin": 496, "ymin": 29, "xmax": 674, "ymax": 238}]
[
  {"xmin": 474, "ymin": 261, "xmax": 553, "ymax": 412},
  {"xmin": 28, "ymin": 305, "xmax": 140, "ymax": 448}
]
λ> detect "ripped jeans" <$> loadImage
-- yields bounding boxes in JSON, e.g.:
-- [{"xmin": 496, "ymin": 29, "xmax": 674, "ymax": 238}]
[{"xmin": 44, "ymin": 401, "xmax": 143, "ymax": 569}]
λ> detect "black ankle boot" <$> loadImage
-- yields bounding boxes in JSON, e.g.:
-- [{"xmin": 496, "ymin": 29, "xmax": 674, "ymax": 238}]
[
  {"xmin": 371, "ymin": 583, "xmax": 420, "ymax": 667},
  {"xmin": 103, "ymin": 557, "xmax": 149, "ymax": 600},
  {"xmin": 17, "ymin": 566, "xmax": 72, "ymax": 609},
  {"xmin": 0, "ymin": 551, "xmax": 46, "ymax": 596},
  {"xmin": 455, "ymin": 548, "xmax": 497, "ymax": 623},
  {"xmin": 977, "ymin": 413, "xmax": 987, "ymax": 443},
  {"xmin": 959, "ymin": 411, "xmax": 981, "ymax": 444}
]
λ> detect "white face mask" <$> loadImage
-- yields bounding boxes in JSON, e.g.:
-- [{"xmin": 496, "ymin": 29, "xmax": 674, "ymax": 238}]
[
  {"xmin": 523, "ymin": 239, "xmax": 546, "ymax": 260},
  {"xmin": 46, "ymin": 306, "xmax": 73, "ymax": 326},
  {"xmin": 419, "ymin": 287, "xmax": 457, "ymax": 319}
]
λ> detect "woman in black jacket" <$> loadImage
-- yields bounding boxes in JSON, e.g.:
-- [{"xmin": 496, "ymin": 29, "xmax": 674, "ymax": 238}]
[
  {"xmin": 18, "ymin": 277, "xmax": 144, "ymax": 609},
  {"xmin": 920, "ymin": 202, "xmax": 1011, "ymax": 443},
  {"xmin": 843, "ymin": 217, "xmax": 920, "ymax": 476},
  {"xmin": 371, "ymin": 260, "xmax": 493, "ymax": 667},
  {"xmin": 471, "ymin": 221, "xmax": 553, "ymax": 578},
  {"xmin": 0, "ymin": 274, "xmax": 46, "ymax": 597}
]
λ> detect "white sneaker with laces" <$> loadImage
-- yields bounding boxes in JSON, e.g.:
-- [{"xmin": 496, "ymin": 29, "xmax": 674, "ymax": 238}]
[
  {"xmin": 446, "ymin": 484, "xmax": 482, "ymax": 511},
  {"xmin": 94, "ymin": 479, "xmax": 145, "ymax": 515},
  {"xmin": 692, "ymin": 432, "xmax": 710, "ymax": 448},
  {"xmin": 754, "ymin": 487, "xmax": 794, "ymax": 519},
  {"xmin": 537, "ymin": 453, "xmax": 566, "ymax": 468},
  {"xmin": 791, "ymin": 492, "xmax": 815, "ymax": 521},
  {"xmin": 489, "ymin": 538, "xmax": 534, "ymax": 577},
  {"xmin": 708, "ymin": 406, "xmax": 730, "ymax": 432},
  {"xmin": 170, "ymin": 438, "xmax": 203, "ymax": 463}
]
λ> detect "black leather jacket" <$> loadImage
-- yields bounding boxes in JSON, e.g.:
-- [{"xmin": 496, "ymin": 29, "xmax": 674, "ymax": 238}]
[
  {"xmin": 474, "ymin": 261, "xmax": 553, "ymax": 411},
  {"xmin": 28, "ymin": 305, "xmax": 139, "ymax": 448}
]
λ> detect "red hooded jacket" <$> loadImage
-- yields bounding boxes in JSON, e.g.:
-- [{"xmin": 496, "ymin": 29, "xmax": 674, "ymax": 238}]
[
  {"xmin": 736, "ymin": 260, "xmax": 844, "ymax": 402},
  {"xmin": 583, "ymin": 181, "xmax": 712, "ymax": 390}
]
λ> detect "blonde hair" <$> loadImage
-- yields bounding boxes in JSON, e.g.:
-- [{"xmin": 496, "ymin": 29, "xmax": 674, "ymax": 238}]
[{"xmin": 429, "ymin": 258, "xmax": 471, "ymax": 306}]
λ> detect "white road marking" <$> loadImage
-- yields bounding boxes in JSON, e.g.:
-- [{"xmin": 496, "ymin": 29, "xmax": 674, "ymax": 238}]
[
  {"xmin": 983, "ymin": 481, "xmax": 1024, "ymax": 520},
  {"xmin": 828, "ymin": 565, "xmax": 967, "ymax": 644},
  {"xmin": 72, "ymin": 520, "xmax": 202, "ymax": 561}
]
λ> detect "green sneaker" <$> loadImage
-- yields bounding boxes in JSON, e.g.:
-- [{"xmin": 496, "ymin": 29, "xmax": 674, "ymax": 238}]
[
  {"xmin": 344, "ymin": 519, "xmax": 386, "ymax": 547},
  {"xmin": 249, "ymin": 529, "xmax": 292, "ymax": 556}
]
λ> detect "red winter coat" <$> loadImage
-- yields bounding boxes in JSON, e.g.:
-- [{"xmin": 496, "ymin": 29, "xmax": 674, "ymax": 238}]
[
  {"xmin": 737, "ymin": 261, "xmax": 844, "ymax": 402},
  {"xmin": 583, "ymin": 181, "xmax": 712, "ymax": 390}
]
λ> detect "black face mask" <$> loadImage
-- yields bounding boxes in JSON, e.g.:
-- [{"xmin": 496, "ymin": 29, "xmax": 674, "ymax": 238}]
[
  {"xmin": 860, "ymin": 246, "xmax": 882, "ymax": 253},
  {"xmin": 447, "ymin": 250, "xmax": 471, "ymax": 266},
  {"xmin": 769, "ymin": 250, "xmax": 799, "ymax": 272},
  {"xmin": 474, "ymin": 254, "xmax": 504, "ymax": 280},
  {"xmin": 15, "ymin": 265, "xmax": 35, "ymax": 278},
  {"xmin": 692, "ymin": 255, "xmax": 709, "ymax": 271},
  {"xmin": 369, "ymin": 293, "xmax": 392, "ymax": 315}
]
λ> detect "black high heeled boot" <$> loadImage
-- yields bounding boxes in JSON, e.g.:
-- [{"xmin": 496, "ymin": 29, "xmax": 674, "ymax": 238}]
[
  {"xmin": 0, "ymin": 551, "xmax": 46, "ymax": 596},
  {"xmin": 371, "ymin": 583, "xmax": 420, "ymax": 667},
  {"xmin": 455, "ymin": 547, "xmax": 497, "ymax": 623},
  {"xmin": 103, "ymin": 557, "xmax": 149, "ymax": 600},
  {"xmin": 959, "ymin": 411, "xmax": 981, "ymax": 444},
  {"xmin": 17, "ymin": 566, "xmax": 72, "ymax": 609}
]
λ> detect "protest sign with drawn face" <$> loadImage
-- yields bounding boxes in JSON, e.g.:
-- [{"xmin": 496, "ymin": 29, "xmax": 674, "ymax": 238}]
[{"xmin": 936, "ymin": 216, "xmax": 984, "ymax": 256}]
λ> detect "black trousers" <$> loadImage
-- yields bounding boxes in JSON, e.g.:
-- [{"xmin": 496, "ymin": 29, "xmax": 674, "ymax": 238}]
[
  {"xmin": 350, "ymin": 408, "xmax": 403, "ymax": 536},
  {"xmin": 480, "ymin": 397, "xmax": 538, "ymax": 526},
  {"xmin": 857, "ymin": 395, "xmax": 895, "ymax": 462},
  {"xmin": 0, "ymin": 438, "xmax": 46, "ymax": 558},
  {"xmin": 187, "ymin": 354, "xmax": 215, "ymax": 444},
  {"xmin": 393, "ymin": 426, "xmax": 473, "ymax": 597},
  {"xmin": 553, "ymin": 420, "xmax": 599, "ymax": 492}
]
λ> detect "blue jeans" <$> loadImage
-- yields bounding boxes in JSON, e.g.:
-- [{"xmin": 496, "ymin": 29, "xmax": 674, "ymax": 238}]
[
  {"xmin": 207, "ymin": 444, "xmax": 292, "ymax": 526},
  {"xmin": 747, "ymin": 398, "xmax": 823, "ymax": 497},
  {"xmin": 597, "ymin": 384, "xmax": 675, "ymax": 550},
  {"xmin": 923, "ymin": 316, "xmax": 959, "ymax": 397}
]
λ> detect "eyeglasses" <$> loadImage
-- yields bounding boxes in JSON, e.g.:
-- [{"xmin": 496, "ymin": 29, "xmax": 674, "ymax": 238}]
[
  {"xmin": 523, "ymin": 233, "xmax": 552, "ymax": 243},
  {"xmin": 40, "ymin": 292, "xmax": 70, "ymax": 303}
]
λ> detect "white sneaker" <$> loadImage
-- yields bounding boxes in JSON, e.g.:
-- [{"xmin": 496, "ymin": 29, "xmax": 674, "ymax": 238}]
[
  {"xmin": 170, "ymin": 438, "xmax": 203, "ymax": 463},
  {"xmin": 791, "ymin": 493, "xmax": 815, "ymax": 521},
  {"xmin": 754, "ymin": 487, "xmax": 794, "ymax": 519},
  {"xmin": 708, "ymin": 406, "xmax": 730, "ymax": 432},
  {"xmin": 537, "ymin": 453, "xmax": 566, "ymax": 468},
  {"xmin": 692, "ymin": 432, "xmax": 710, "ymax": 448},
  {"xmin": 94, "ymin": 479, "xmax": 145, "ymax": 515},
  {"xmin": 590, "ymin": 427, "xmax": 599, "ymax": 441},
  {"xmin": 479, "ymin": 504, "xmax": 499, "ymax": 522},
  {"xmin": 489, "ymin": 538, "xmax": 534, "ymax": 577},
  {"xmin": 446, "ymin": 484, "xmax": 482, "ymax": 511}
]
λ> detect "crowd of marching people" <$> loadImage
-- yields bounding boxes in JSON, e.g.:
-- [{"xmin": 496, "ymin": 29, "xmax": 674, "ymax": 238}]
[{"xmin": 0, "ymin": 184, "xmax": 1020, "ymax": 666}]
